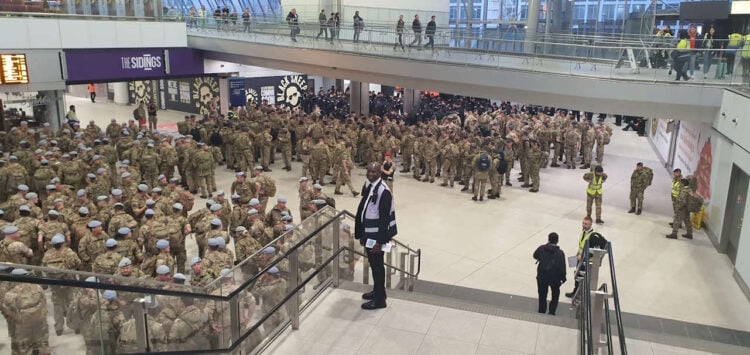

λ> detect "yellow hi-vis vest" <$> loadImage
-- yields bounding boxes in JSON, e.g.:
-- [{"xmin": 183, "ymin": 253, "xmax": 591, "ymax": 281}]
[
  {"xmin": 729, "ymin": 33, "xmax": 743, "ymax": 47},
  {"xmin": 578, "ymin": 229, "xmax": 595, "ymax": 255},
  {"xmin": 742, "ymin": 35, "xmax": 750, "ymax": 58},
  {"xmin": 587, "ymin": 176, "xmax": 603, "ymax": 196},
  {"xmin": 672, "ymin": 180, "xmax": 681, "ymax": 198}
]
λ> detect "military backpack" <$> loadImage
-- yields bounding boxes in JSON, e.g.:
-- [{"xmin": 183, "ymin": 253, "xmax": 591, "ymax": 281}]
[{"xmin": 476, "ymin": 153, "xmax": 490, "ymax": 172}]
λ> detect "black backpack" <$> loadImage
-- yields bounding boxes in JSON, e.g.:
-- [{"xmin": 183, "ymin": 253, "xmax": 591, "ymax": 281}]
[
  {"xmin": 538, "ymin": 246, "xmax": 565, "ymax": 281},
  {"xmin": 497, "ymin": 151, "xmax": 508, "ymax": 174},
  {"xmin": 476, "ymin": 153, "xmax": 490, "ymax": 171}
]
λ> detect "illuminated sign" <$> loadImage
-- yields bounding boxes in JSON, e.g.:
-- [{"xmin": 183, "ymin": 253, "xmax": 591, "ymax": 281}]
[
  {"xmin": 731, "ymin": 1, "xmax": 750, "ymax": 14},
  {"xmin": 0, "ymin": 54, "xmax": 30, "ymax": 85}
]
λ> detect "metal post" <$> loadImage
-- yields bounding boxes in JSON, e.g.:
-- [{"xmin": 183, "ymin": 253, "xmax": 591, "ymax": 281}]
[
  {"xmin": 590, "ymin": 290, "xmax": 610, "ymax": 353},
  {"xmin": 331, "ymin": 217, "xmax": 340, "ymax": 288},
  {"xmin": 385, "ymin": 251, "xmax": 392, "ymax": 288},
  {"xmin": 399, "ymin": 252, "xmax": 407, "ymax": 290},
  {"xmin": 362, "ymin": 250, "xmax": 370, "ymax": 285},
  {"xmin": 133, "ymin": 300, "xmax": 148, "ymax": 352},
  {"xmin": 287, "ymin": 249, "xmax": 300, "ymax": 330},
  {"xmin": 229, "ymin": 296, "xmax": 241, "ymax": 354},
  {"xmin": 409, "ymin": 254, "xmax": 417, "ymax": 291}
]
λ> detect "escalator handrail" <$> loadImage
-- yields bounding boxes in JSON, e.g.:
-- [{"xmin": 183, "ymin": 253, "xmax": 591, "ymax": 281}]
[{"xmin": 607, "ymin": 242, "xmax": 627, "ymax": 354}]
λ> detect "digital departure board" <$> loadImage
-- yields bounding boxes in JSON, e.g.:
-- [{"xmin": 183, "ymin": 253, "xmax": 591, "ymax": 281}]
[{"xmin": 0, "ymin": 54, "xmax": 30, "ymax": 85}]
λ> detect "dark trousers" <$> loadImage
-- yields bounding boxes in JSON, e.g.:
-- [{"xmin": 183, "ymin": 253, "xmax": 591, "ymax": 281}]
[
  {"xmin": 90, "ymin": 92, "xmax": 96, "ymax": 102},
  {"xmin": 367, "ymin": 249, "xmax": 386, "ymax": 303},
  {"xmin": 395, "ymin": 33, "xmax": 404, "ymax": 49},
  {"xmin": 674, "ymin": 57, "xmax": 689, "ymax": 81},
  {"xmin": 316, "ymin": 26, "xmax": 328, "ymax": 40},
  {"xmin": 424, "ymin": 35, "xmax": 434, "ymax": 49},
  {"xmin": 537, "ymin": 277, "xmax": 560, "ymax": 314}
]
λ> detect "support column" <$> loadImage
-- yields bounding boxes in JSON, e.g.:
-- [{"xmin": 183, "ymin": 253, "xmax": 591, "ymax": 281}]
[
  {"xmin": 349, "ymin": 81, "xmax": 369, "ymax": 116},
  {"xmin": 335, "ymin": 79, "xmax": 345, "ymax": 92},
  {"xmin": 525, "ymin": 0, "xmax": 541, "ymax": 54},
  {"xmin": 402, "ymin": 89, "xmax": 421, "ymax": 114},
  {"xmin": 36, "ymin": 90, "xmax": 66, "ymax": 131},
  {"xmin": 321, "ymin": 77, "xmax": 336, "ymax": 92},
  {"xmin": 219, "ymin": 77, "xmax": 229, "ymax": 113},
  {"xmin": 113, "ymin": 82, "xmax": 129, "ymax": 105}
]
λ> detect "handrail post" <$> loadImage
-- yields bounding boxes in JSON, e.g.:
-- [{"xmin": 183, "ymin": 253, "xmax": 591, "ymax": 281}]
[
  {"xmin": 385, "ymin": 251, "xmax": 392, "ymax": 288},
  {"xmin": 134, "ymin": 299, "xmax": 148, "ymax": 352},
  {"xmin": 229, "ymin": 296, "xmax": 241, "ymax": 354},
  {"xmin": 332, "ymin": 217, "xmax": 340, "ymax": 288},
  {"xmin": 409, "ymin": 253, "xmax": 417, "ymax": 291},
  {"xmin": 287, "ymin": 249, "xmax": 300, "ymax": 330},
  {"xmin": 399, "ymin": 252, "xmax": 407, "ymax": 290},
  {"xmin": 362, "ymin": 248, "xmax": 369, "ymax": 285}
]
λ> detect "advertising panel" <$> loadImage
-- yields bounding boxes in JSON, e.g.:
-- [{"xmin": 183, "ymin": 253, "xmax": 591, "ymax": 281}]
[
  {"xmin": 650, "ymin": 118, "xmax": 672, "ymax": 163},
  {"xmin": 673, "ymin": 121, "xmax": 714, "ymax": 200},
  {"xmin": 244, "ymin": 75, "xmax": 308, "ymax": 108},
  {"xmin": 228, "ymin": 77, "xmax": 246, "ymax": 108},
  {"xmin": 65, "ymin": 48, "xmax": 203, "ymax": 84}
]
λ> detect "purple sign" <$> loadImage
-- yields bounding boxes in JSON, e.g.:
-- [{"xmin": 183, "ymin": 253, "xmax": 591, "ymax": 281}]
[{"xmin": 65, "ymin": 48, "xmax": 204, "ymax": 83}]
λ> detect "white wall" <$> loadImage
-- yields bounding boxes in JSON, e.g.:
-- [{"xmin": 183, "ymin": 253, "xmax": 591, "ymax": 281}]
[
  {"xmin": 282, "ymin": 0, "xmax": 450, "ymax": 25},
  {"xmin": 0, "ymin": 18, "xmax": 187, "ymax": 50},
  {"xmin": 203, "ymin": 60, "xmax": 301, "ymax": 78},
  {"xmin": 707, "ymin": 89, "xmax": 750, "ymax": 296}
]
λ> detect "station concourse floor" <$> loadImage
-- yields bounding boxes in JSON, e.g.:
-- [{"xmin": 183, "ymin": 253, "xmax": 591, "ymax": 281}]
[{"xmin": 68, "ymin": 95, "xmax": 750, "ymax": 334}]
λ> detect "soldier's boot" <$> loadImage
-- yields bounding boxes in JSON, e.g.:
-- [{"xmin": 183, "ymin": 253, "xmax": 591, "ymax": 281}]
[
  {"xmin": 580, "ymin": 164, "xmax": 590, "ymax": 169},
  {"xmin": 421, "ymin": 177, "xmax": 430, "ymax": 182},
  {"xmin": 628, "ymin": 207, "xmax": 636, "ymax": 213},
  {"xmin": 550, "ymin": 163, "xmax": 560, "ymax": 167},
  {"xmin": 479, "ymin": 196, "xmax": 484, "ymax": 201},
  {"xmin": 461, "ymin": 186, "xmax": 469, "ymax": 192},
  {"xmin": 529, "ymin": 189, "xmax": 539, "ymax": 193},
  {"xmin": 334, "ymin": 191, "xmax": 344, "ymax": 195},
  {"xmin": 263, "ymin": 166, "xmax": 273, "ymax": 172},
  {"xmin": 595, "ymin": 219, "xmax": 604, "ymax": 224},
  {"xmin": 682, "ymin": 233, "xmax": 693, "ymax": 239},
  {"xmin": 352, "ymin": 191, "xmax": 360, "ymax": 197},
  {"xmin": 636, "ymin": 209, "xmax": 642, "ymax": 215},
  {"xmin": 505, "ymin": 181, "xmax": 512, "ymax": 186},
  {"xmin": 521, "ymin": 183, "xmax": 531, "ymax": 188},
  {"xmin": 471, "ymin": 196, "xmax": 477, "ymax": 201},
  {"xmin": 666, "ymin": 233, "xmax": 678, "ymax": 239},
  {"xmin": 487, "ymin": 194, "xmax": 496, "ymax": 199},
  {"xmin": 429, "ymin": 178, "xmax": 434, "ymax": 183},
  {"xmin": 440, "ymin": 182, "xmax": 448, "ymax": 187}
]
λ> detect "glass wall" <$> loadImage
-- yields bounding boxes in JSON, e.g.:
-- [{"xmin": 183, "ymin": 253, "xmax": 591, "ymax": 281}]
[{"xmin": 449, "ymin": 0, "xmax": 685, "ymax": 36}]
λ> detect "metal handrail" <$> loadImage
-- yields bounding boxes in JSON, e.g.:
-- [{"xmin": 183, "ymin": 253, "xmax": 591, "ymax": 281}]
[
  {"xmin": 601, "ymin": 284, "xmax": 614, "ymax": 355},
  {"xmin": 583, "ymin": 240, "xmax": 594, "ymax": 355},
  {"xmin": 608, "ymin": 242, "xmax": 627, "ymax": 355}
]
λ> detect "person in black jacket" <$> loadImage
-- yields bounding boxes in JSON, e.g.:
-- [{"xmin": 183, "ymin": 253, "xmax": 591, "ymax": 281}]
[
  {"xmin": 424, "ymin": 15, "xmax": 436, "ymax": 50},
  {"xmin": 353, "ymin": 11, "xmax": 363, "ymax": 43},
  {"xmin": 355, "ymin": 163, "xmax": 397, "ymax": 310},
  {"xmin": 394, "ymin": 15, "xmax": 405, "ymax": 51},
  {"xmin": 533, "ymin": 233, "xmax": 566, "ymax": 315},
  {"xmin": 409, "ymin": 14, "xmax": 422, "ymax": 48},
  {"xmin": 286, "ymin": 8, "xmax": 299, "ymax": 42}
]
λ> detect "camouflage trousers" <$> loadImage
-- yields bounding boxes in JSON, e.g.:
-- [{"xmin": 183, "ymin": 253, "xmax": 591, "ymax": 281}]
[
  {"xmin": 489, "ymin": 173, "xmax": 501, "ymax": 195},
  {"xmin": 401, "ymin": 151, "xmax": 412, "ymax": 171},
  {"xmin": 281, "ymin": 146, "xmax": 292, "ymax": 168},
  {"xmin": 672, "ymin": 209, "xmax": 692, "ymax": 235},
  {"xmin": 565, "ymin": 145, "xmax": 578, "ymax": 168},
  {"xmin": 473, "ymin": 176, "xmax": 488, "ymax": 198},
  {"xmin": 586, "ymin": 193, "xmax": 602, "ymax": 219},
  {"xmin": 423, "ymin": 158, "xmax": 436, "ymax": 181},
  {"xmin": 311, "ymin": 158, "xmax": 328, "ymax": 184},
  {"xmin": 529, "ymin": 166, "xmax": 540, "ymax": 190},
  {"xmin": 334, "ymin": 169, "xmax": 356, "ymax": 194},
  {"xmin": 197, "ymin": 174, "xmax": 211, "ymax": 197},
  {"xmin": 596, "ymin": 145, "xmax": 605, "ymax": 165},
  {"xmin": 261, "ymin": 146, "xmax": 272, "ymax": 167},
  {"xmin": 582, "ymin": 144, "xmax": 593, "ymax": 165},
  {"xmin": 51, "ymin": 286, "xmax": 74, "ymax": 333},
  {"xmin": 171, "ymin": 245, "xmax": 187, "ymax": 273},
  {"xmin": 301, "ymin": 155, "xmax": 311, "ymax": 178},
  {"xmin": 442, "ymin": 159, "xmax": 456, "ymax": 186},
  {"xmin": 630, "ymin": 188, "xmax": 645, "ymax": 210}
]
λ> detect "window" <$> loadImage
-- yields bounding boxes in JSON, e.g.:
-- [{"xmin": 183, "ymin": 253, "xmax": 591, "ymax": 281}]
[
  {"xmin": 574, "ymin": 4, "xmax": 586, "ymax": 20},
  {"xmin": 473, "ymin": 5, "xmax": 482, "ymax": 20},
  {"xmin": 601, "ymin": 4, "xmax": 615, "ymax": 21}
]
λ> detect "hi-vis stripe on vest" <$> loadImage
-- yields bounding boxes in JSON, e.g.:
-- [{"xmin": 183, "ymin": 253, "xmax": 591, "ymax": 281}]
[
  {"xmin": 578, "ymin": 229, "xmax": 595, "ymax": 255},
  {"xmin": 363, "ymin": 181, "xmax": 397, "ymax": 240},
  {"xmin": 672, "ymin": 181, "xmax": 681, "ymax": 198}
]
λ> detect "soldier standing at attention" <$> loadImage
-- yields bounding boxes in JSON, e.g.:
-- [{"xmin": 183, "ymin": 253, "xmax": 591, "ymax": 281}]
[
  {"xmin": 440, "ymin": 137, "xmax": 459, "ymax": 188},
  {"xmin": 311, "ymin": 137, "xmax": 330, "ymax": 186},
  {"xmin": 278, "ymin": 126, "xmax": 293, "ymax": 171},
  {"xmin": 667, "ymin": 178, "xmax": 693, "ymax": 240},
  {"xmin": 502, "ymin": 140, "xmax": 515, "ymax": 187},
  {"xmin": 194, "ymin": 143, "xmax": 214, "ymax": 198},
  {"xmin": 628, "ymin": 162, "xmax": 653, "ymax": 215},
  {"xmin": 584, "ymin": 165, "xmax": 607, "ymax": 224},
  {"xmin": 526, "ymin": 140, "xmax": 543, "ymax": 193},
  {"xmin": 671, "ymin": 168, "xmax": 683, "ymax": 213},
  {"xmin": 564, "ymin": 122, "xmax": 580, "ymax": 169}
]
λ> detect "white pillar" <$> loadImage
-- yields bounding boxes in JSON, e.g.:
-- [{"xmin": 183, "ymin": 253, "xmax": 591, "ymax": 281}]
[
  {"xmin": 525, "ymin": 0, "xmax": 540, "ymax": 54},
  {"xmin": 113, "ymin": 82, "xmax": 129, "ymax": 105},
  {"xmin": 349, "ymin": 81, "xmax": 369, "ymax": 115},
  {"xmin": 219, "ymin": 77, "xmax": 229, "ymax": 113},
  {"xmin": 38, "ymin": 90, "xmax": 66, "ymax": 131}
]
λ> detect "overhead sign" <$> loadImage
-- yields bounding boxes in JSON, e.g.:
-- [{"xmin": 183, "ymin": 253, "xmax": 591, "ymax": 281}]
[
  {"xmin": 0, "ymin": 54, "xmax": 30, "ymax": 85},
  {"xmin": 64, "ymin": 48, "xmax": 204, "ymax": 84},
  {"xmin": 228, "ymin": 77, "xmax": 246, "ymax": 108},
  {"xmin": 731, "ymin": 1, "xmax": 750, "ymax": 14}
]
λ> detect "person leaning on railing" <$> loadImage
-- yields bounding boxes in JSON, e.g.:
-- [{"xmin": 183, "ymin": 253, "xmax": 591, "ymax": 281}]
[
  {"xmin": 353, "ymin": 11, "xmax": 364, "ymax": 43},
  {"xmin": 701, "ymin": 26, "xmax": 717, "ymax": 79}
]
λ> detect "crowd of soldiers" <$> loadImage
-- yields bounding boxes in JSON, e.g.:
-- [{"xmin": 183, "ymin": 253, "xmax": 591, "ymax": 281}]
[{"xmin": 0, "ymin": 90, "xmax": 621, "ymax": 353}]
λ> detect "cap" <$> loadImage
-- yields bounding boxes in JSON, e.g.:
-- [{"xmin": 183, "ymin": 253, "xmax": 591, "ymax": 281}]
[
  {"xmin": 210, "ymin": 204, "xmax": 223, "ymax": 212},
  {"xmin": 114, "ymin": 202, "xmax": 125, "ymax": 208},
  {"xmin": 156, "ymin": 239, "xmax": 169, "ymax": 250},
  {"xmin": 25, "ymin": 192, "xmax": 37, "ymax": 199},
  {"xmin": 87, "ymin": 220, "xmax": 102, "ymax": 228},
  {"xmin": 46, "ymin": 184, "xmax": 56, "ymax": 191},
  {"xmin": 236, "ymin": 172, "xmax": 245, "ymax": 177},
  {"xmin": 54, "ymin": 198, "xmax": 64, "ymax": 204},
  {"xmin": 146, "ymin": 199, "xmax": 156, "ymax": 206},
  {"xmin": 50, "ymin": 177, "xmax": 60, "ymax": 184},
  {"xmin": 118, "ymin": 257, "xmax": 132, "ymax": 268},
  {"xmin": 262, "ymin": 246, "xmax": 276, "ymax": 254},
  {"xmin": 254, "ymin": 165, "xmax": 263, "ymax": 170},
  {"xmin": 277, "ymin": 197, "xmax": 287, "ymax": 204},
  {"xmin": 283, "ymin": 224, "xmax": 295, "ymax": 232},
  {"xmin": 172, "ymin": 203, "xmax": 183, "ymax": 210},
  {"xmin": 210, "ymin": 218, "xmax": 222, "ymax": 226},
  {"xmin": 216, "ymin": 190, "xmax": 225, "ymax": 196},
  {"xmin": 235, "ymin": 226, "xmax": 247, "ymax": 233},
  {"xmin": 137, "ymin": 184, "xmax": 148, "ymax": 192},
  {"xmin": 190, "ymin": 256, "xmax": 202, "ymax": 266},
  {"xmin": 97, "ymin": 167, "xmax": 107, "ymax": 175},
  {"xmin": 152, "ymin": 187, "xmax": 162, "ymax": 194},
  {"xmin": 11, "ymin": 269, "xmax": 29, "ymax": 276},
  {"xmin": 18, "ymin": 205, "xmax": 30, "ymax": 212},
  {"xmin": 105, "ymin": 239, "xmax": 118, "ymax": 248},
  {"xmin": 313, "ymin": 183, "xmax": 322, "ymax": 190},
  {"xmin": 77, "ymin": 189, "xmax": 86, "ymax": 197},
  {"xmin": 220, "ymin": 268, "xmax": 233, "ymax": 279},
  {"xmin": 145, "ymin": 209, "xmax": 155, "ymax": 216},
  {"xmin": 17, "ymin": 184, "xmax": 29, "ymax": 191},
  {"xmin": 249, "ymin": 198, "xmax": 260, "ymax": 206},
  {"xmin": 231, "ymin": 194, "xmax": 240, "ymax": 200},
  {"xmin": 173, "ymin": 273, "xmax": 186, "ymax": 283},
  {"xmin": 169, "ymin": 177, "xmax": 180, "ymax": 183},
  {"xmin": 267, "ymin": 266, "xmax": 280, "ymax": 275},
  {"xmin": 312, "ymin": 199, "xmax": 327, "ymax": 206},
  {"xmin": 48, "ymin": 209, "xmax": 59, "ymax": 217},
  {"xmin": 85, "ymin": 276, "xmax": 98, "ymax": 282},
  {"xmin": 118, "ymin": 227, "xmax": 131, "ymax": 235},
  {"xmin": 207, "ymin": 238, "xmax": 219, "ymax": 247},
  {"xmin": 281, "ymin": 215, "xmax": 293, "ymax": 222},
  {"xmin": 102, "ymin": 290, "xmax": 117, "ymax": 301},
  {"xmin": 156, "ymin": 265, "xmax": 170, "ymax": 275},
  {"xmin": 51, "ymin": 234, "xmax": 65, "ymax": 245},
  {"xmin": 247, "ymin": 208, "xmax": 258, "ymax": 216},
  {"xmin": 121, "ymin": 172, "xmax": 131, "ymax": 178},
  {"xmin": 97, "ymin": 195, "xmax": 108, "ymax": 202},
  {"xmin": 111, "ymin": 189, "xmax": 123, "ymax": 196}
]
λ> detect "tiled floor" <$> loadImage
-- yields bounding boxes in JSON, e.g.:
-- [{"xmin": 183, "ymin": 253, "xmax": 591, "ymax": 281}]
[
  {"xmin": 67, "ymin": 95, "xmax": 750, "ymax": 332},
  {"xmin": 265, "ymin": 288, "xmax": 720, "ymax": 355}
]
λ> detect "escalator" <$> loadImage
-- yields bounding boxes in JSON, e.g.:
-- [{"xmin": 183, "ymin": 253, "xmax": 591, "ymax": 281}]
[{"xmin": 0, "ymin": 206, "xmax": 421, "ymax": 354}]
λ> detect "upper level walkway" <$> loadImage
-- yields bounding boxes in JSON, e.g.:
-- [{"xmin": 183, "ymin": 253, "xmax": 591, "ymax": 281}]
[{"xmin": 187, "ymin": 20, "xmax": 739, "ymax": 122}]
